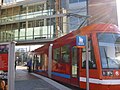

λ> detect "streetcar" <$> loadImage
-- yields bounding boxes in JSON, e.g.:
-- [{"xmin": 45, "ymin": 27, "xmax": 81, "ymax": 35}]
[{"xmin": 32, "ymin": 24, "xmax": 120, "ymax": 90}]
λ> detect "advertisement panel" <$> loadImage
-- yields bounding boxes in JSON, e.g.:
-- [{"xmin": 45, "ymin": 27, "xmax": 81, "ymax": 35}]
[
  {"xmin": 0, "ymin": 42, "xmax": 15, "ymax": 90},
  {"xmin": 0, "ymin": 44, "xmax": 9, "ymax": 90}
]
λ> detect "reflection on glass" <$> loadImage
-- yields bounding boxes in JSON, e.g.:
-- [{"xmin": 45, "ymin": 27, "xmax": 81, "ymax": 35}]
[
  {"xmin": 98, "ymin": 33, "xmax": 120, "ymax": 69},
  {"xmin": 72, "ymin": 48, "xmax": 77, "ymax": 77}
]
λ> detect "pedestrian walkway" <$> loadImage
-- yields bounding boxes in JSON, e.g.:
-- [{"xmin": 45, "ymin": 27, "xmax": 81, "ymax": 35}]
[{"xmin": 15, "ymin": 66, "xmax": 72, "ymax": 90}]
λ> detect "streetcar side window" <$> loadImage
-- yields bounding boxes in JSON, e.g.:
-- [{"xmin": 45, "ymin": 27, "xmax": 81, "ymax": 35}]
[
  {"xmin": 82, "ymin": 40, "xmax": 96, "ymax": 69},
  {"xmin": 72, "ymin": 47, "xmax": 78, "ymax": 77},
  {"xmin": 61, "ymin": 45, "xmax": 70, "ymax": 63},
  {"xmin": 53, "ymin": 48, "xmax": 60, "ymax": 62}
]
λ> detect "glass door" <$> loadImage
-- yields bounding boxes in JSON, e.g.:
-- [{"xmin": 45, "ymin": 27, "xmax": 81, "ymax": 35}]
[{"xmin": 71, "ymin": 47, "xmax": 79, "ymax": 86}]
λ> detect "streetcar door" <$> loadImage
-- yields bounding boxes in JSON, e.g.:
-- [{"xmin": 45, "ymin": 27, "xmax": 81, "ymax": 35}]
[{"xmin": 71, "ymin": 47, "xmax": 79, "ymax": 86}]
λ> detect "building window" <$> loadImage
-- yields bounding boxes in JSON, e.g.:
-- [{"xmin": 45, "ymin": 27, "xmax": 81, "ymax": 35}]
[
  {"xmin": 35, "ymin": 4, "xmax": 44, "ymax": 12},
  {"xmin": 69, "ymin": 0, "xmax": 86, "ymax": 3},
  {"xmin": 69, "ymin": 0, "xmax": 87, "ymax": 32},
  {"xmin": 35, "ymin": 19, "xmax": 44, "ymax": 27},
  {"xmin": 34, "ymin": 19, "xmax": 45, "ymax": 39},
  {"xmin": 14, "ymin": 30, "xmax": 19, "ymax": 40},
  {"xmin": 28, "ymin": 5, "xmax": 34, "ymax": 13},
  {"xmin": 20, "ymin": 6, "xmax": 26, "ymax": 14},
  {"xmin": 19, "ymin": 22, "xmax": 26, "ymax": 40},
  {"xmin": 12, "ymin": 23, "xmax": 19, "ymax": 40},
  {"xmin": 26, "ymin": 21, "xmax": 33, "ymax": 40},
  {"xmin": 69, "ymin": 17, "xmax": 79, "ymax": 31},
  {"xmin": 69, "ymin": 0, "xmax": 78, "ymax": 3},
  {"xmin": 47, "ymin": 18, "xmax": 55, "ymax": 26}
]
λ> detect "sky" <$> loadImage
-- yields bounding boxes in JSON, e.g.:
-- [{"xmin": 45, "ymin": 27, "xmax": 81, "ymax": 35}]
[
  {"xmin": 116, "ymin": 0, "xmax": 120, "ymax": 27},
  {"xmin": 15, "ymin": 45, "xmax": 42, "ymax": 52}
]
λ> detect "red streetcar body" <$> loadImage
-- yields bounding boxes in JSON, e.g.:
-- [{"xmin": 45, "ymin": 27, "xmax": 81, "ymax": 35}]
[{"xmin": 32, "ymin": 24, "xmax": 120, "ymax": 90}]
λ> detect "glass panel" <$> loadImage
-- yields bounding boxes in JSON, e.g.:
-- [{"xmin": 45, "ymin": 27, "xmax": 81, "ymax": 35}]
[
  {"xmin": 42, "ymin": 26, "xmax": 47, "ymax": 38},
  {"xmin": 2, "ymin": 31, "xmax": 6, "ymax": 41},
  {"xmin": 3, "ymin": 0, "xmax": 14, "ymax": 4},
  {"xmin": 0, "ymin": 32, "xmax": 3, "ymax": 41},
  {"xmin": 34, "ymin": 19, "xmax": 45, "ymax": 39},
  {"xmin": 61, "ymin": 45, "xmax": 70, "ymax": 63},
  {"xmin": 69, "ymin": 0, "xmax": 87, "ymax": 31},
  {"xmin": 13, "ymin": 6, "xmax": 20, "ymax": 15},
  {"xmin": 26, "ymin": 28, "xmax": 33, "ymax": 40},
  {"xmin": 19, "ymin": 22, "xmax": 26, "ymax": 40},
  {"xmin": 35, "ymin": 4, "xmax": 44, "ymax": 12},
  {"xmin": 16, "ymin": 0, "xmax": 24, "ymax": 2},
  {"xmin": 28, "ymin": 5, "xmax": 34, "ymax": 13},
  {"xmin": 34, "ymin": 27, "xmax": 40, "ymax": 35},
  {"xmin": 6, "ymin": 31, "xmax": 12, "ymax": 41},
  {"xmin": 82, "ymin": 40, "xmax": 96, "ymax": 69},
  {"xmin": 7, "ymin": 8, "xmax": 12, "ymax": 16},
  {"xmin": 12, "ymin": 23, "xmax": 19, "ymax": 40},
  {"xmin": 69, "ymin": 17, "xmax": 79, "ymax": 30},
  {"xmin": 72, "ymin": 48, "xmax": 78, "ymax": 77},
  {"xmin": 69, "ymin": 0, "xmax": 78, "ymax": 3},
  {"xmin": 0, "ymin": 32, "xmax": 2, "ymax": 42},
  {"xmin": 26, "ymin": 21, "xmax": 33, "ymax": 40},
  {"xmin": 14, "ymin": 29, "xmax": 18, "ymax": 40},
  {"xmin": 53, "ymin": 48, "xmax": 60, "ymax": 62},
  {"xmin": 19, "ymin": 29, "xmax": 25, "ymax": 40},
  {"xmin": 98, "ymin": 33, "xmax": 120, "ymax": 69},
  {"xmin": 6, "ymin": 24, "xmax": 11, "ymax": 31},
  {"xmin": 1, "ymin": 9, "xmax": 6, "ymax": 16},
  {"xmin": 47, "ymin": 26, "xmax": 54, "ymax": 39},
  {"xmin": 20, "ymin": 6, "xmax": 26, "ymax": 14},
  {"xmin": 79, "ymin": 0, "xmax": 87, "ymax": 2},
  {"xmin": 69, "ymin": 0, "xmax": 86, "ymax": 3}
]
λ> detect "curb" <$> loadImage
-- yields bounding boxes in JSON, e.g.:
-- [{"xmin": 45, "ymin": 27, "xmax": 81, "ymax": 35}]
[{"xmin": 31, "ymin": 73, "xmax": 72, "ymax": 90}]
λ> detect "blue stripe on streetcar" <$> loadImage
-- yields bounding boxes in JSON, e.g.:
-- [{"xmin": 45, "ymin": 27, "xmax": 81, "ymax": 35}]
[
  {"xmin": 35, "ymin": 70, "xmax": 44, "ymax": 72},
  {"xmin": 52, "ymin": 72, "xmax": 70, "ymax": 79}
]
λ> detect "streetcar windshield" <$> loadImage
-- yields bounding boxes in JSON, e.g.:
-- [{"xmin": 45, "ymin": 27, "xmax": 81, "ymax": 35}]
[{"xmin": 98, "ymin": 33, "xmax": 120, "ymax": 69}]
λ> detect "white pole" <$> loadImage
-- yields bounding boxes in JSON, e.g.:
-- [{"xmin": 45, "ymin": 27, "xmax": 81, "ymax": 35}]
[
  {"xmin": 48, "ymin": 44, "xmax": 53, "ymax": 78},
  {"xmin": 86, "ymin": 35, "xmax": 89, "ymax": 90},
  {"xmin": 8, "ymin": 41, "xmax": 16, "ymax": 90}
]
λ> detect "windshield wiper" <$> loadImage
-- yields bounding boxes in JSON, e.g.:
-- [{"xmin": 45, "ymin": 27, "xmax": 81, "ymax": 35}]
[{"xmin": 104, "ymin": 48, "xmax": 109, "ymax": 68}]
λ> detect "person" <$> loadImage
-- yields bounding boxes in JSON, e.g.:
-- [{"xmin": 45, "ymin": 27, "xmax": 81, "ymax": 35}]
[
  {"xmin": 27, "ymin": 59, "xmax": 32, "ymax": 72},
  {"xmin": 36, "ymin": 58, "xmax": 39, "ymax": 70},
  {"xmin": 82, "ymin": 60, "xmax": 94, "ymax": 69},
  {"xmin": 15, "ymin": 60, "xmax": 17, "ymax": 70},
  {"xmin": 0, "ymin": 80, "xmax": 6, "ymax": 90}
]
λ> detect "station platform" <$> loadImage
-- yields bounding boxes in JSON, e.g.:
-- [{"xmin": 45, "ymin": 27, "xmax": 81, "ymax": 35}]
[{"xmin": 15, "ymin": 66, "xmax": 72, "ymax": 90}]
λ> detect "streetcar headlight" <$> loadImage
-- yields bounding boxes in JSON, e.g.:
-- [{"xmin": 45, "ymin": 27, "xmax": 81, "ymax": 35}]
[{"xmin": 102, "ymin": 71, "xmax": 113, "ymax": 76}]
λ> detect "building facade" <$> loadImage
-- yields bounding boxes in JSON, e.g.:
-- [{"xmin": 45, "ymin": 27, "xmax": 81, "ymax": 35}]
[
  {"xmin": 0, "ymin": 0, "xmax": 118, "ymax": 44},
  {"xmin": 88, "ymin": 0, "xmax": 118, "ymax": 25}
]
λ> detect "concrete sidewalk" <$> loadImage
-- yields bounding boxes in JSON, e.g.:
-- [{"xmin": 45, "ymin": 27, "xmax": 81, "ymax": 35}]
[{"xmin": 15, "ymin": 66, "xmax": 72, "ymax": 90}]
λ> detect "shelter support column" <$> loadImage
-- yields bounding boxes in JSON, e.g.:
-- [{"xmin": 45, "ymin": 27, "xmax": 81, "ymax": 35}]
[{"xmin": 48, "ymin": 44, "xmax": 53, "ymax": 78}]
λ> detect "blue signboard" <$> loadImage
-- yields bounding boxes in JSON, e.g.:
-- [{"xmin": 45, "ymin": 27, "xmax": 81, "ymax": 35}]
[{"xmin": 76, "ymin": 36, "xmax": 86, "ymax": 46}]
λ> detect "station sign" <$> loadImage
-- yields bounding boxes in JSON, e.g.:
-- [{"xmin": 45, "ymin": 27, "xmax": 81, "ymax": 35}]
[
  {"xmin": 76, "ymin": 35, "xmax": 89, "ymax": 90},
  {"xmin": 76, "ymin": 36, "xmax": 86, "ymax": 48}
]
